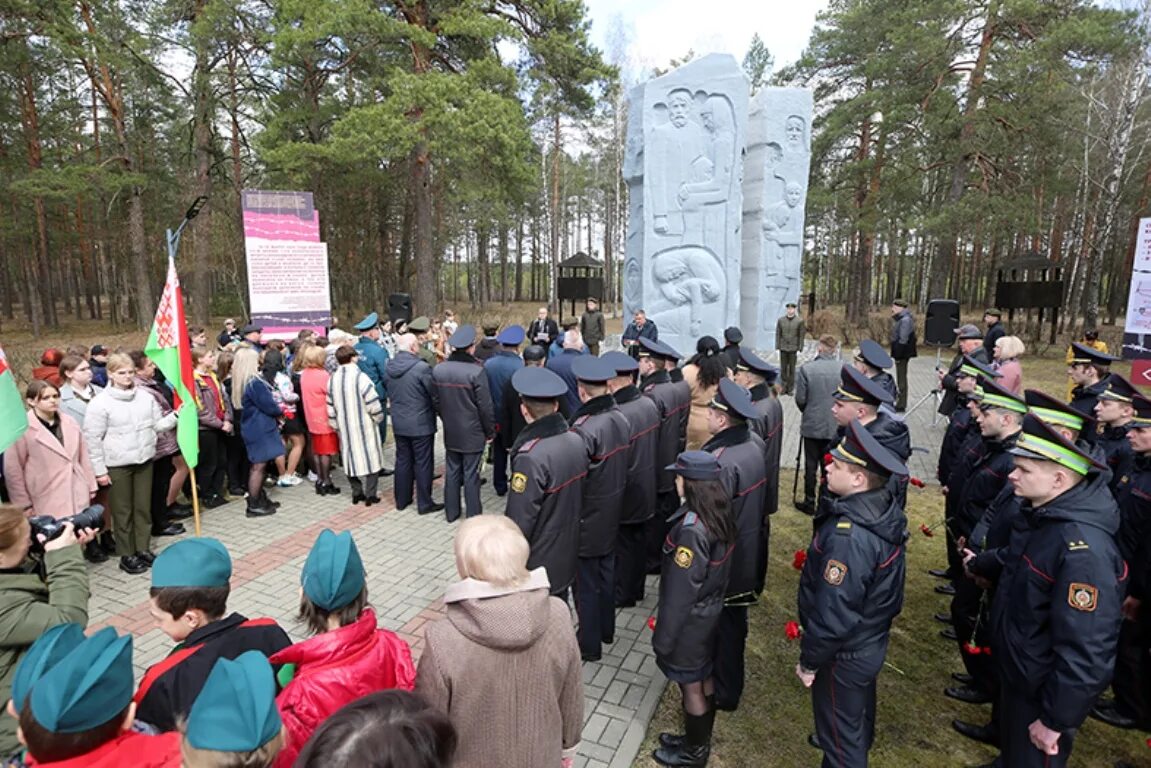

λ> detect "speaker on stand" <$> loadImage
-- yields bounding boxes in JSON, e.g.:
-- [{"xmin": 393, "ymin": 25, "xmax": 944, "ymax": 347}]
[
  {"xmin": 387, "ymin": 293, "xmax": 413, "ymax": 325},
  {"xmin": 905, "ymin": 299, "xmax": 960, "ymax": 423}
]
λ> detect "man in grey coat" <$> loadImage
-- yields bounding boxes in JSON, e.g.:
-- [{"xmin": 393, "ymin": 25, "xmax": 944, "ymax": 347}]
[
  {"xmin": 776, "ymin": 302, "xmax": 806, "ymax": 395},
  {"xmin": 385, "ymin": 333, "xmax": 443, "ymax": 515},
  {"xmin": 433, "ymin": 325, "xmax": 496, "ymax": 522},
  {"xmin": 794, "ymin": 334, "xmax": 842, "ymax": 514},
  {"xmin": 889, "ymin": 299, "xmax": 918, "ymax": 411}
]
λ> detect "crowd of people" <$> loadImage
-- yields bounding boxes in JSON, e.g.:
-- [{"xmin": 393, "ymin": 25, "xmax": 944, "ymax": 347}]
[{"xmin": 0, "ymin": 294, "xmax": 1145, "ymax": 767}]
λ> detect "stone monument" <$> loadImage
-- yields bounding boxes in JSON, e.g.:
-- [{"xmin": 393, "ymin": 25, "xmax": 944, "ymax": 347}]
[
  {"xmin": 740, "ymin": 87, "xmax": 813, "ymax": 350},
  {"xmin": 623, "ymin": 54, "xmax": 748, "ymax": 358}
]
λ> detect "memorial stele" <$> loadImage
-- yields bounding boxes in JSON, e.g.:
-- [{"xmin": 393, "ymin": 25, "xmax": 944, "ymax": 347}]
[{"xmin": 624, "ymin": 55, "xmax": 812, "ymax": 355}]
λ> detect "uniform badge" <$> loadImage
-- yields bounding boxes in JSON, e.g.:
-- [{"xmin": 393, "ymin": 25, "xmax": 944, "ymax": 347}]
[
  {"xmin": 674, "ymin": 546, "xmax": 694, "ymax": 569},
  {"xmin": 1068, "ymin": 583, "xmax": 1098, "ymax": 612},
  {"xmin": 823, "ymin": 559, "xmax": 847, "ymax": 586},
  {"xmin": 510, "ymin": 472, "xmax": 528, "ymax": 494}
]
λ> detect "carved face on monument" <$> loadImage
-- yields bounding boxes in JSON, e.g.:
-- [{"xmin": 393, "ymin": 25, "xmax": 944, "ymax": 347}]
[
  {"xmin": 667, "ymin": 90, "xmax": 693, "ymax": 128},
  {"xmin": 785, "ymin": 183, "xmax": 804, "ymax": 208},
  {"xmin": 785, "ymin": 115, "xmax": 806, "ymax": 148},
  {"xmin": 766, "ymin": 143, "xmax": 783, "ymax": 170}
]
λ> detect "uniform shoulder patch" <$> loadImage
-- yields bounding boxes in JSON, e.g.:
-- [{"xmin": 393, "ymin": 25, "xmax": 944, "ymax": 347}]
[
  {"xmin": 510, "ymin": 472, "xmax": 528, "ymax": 494},
  {"xmin": 1068, "ymin": 582, "xmax": 1098, "ymax": 612},
  {"xmin": 835, "ymin": 521, "xmax": 852, "ymax": 534},
  {"xmin": 674, "ymin": 546, "xmax": 694, "ymax": 569},
  {"xmin": 683, "ymin": 511, "xmax": 698, "ymax": 527},
  {"xmin": 520, "ymin": 438, "xmax": 541, "ymax": 454},
  {"xmin": 573, "ymin": 415, "xmax": 589, "ymax": 427},
  {"xmin": 823, "ymin": 559, "xmax": 848, "ymax": 586},
  {"xmin": 1067, "ymin": 540, "xmax": 1090, "ymax": 552}
]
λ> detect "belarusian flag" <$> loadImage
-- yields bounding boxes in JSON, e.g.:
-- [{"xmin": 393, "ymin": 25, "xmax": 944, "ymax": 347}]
[
  {"xmin": 145, "ymin": 257, "xmax": 199, "ymax": 468},
  {"xmin": 0, "ymin": 344, "xmax": 27, "ymax": 453}
]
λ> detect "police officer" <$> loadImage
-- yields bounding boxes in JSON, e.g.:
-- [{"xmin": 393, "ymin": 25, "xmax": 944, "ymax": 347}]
[
  {"xmin": 702, "ymin": 378, "xmax": 767, "ymax": 712},
  {"xmin": 991, "ymin": 413, "xmax": 1124, "ymax": 767},
  {"xmin": 852, "ymin": 338, "xmax": 898, "ymax": 404},
  {"xmin": 640, "ymin": 338, "xmax": 691, "ymax": 573},
  {"xmin": 1093, "ymin": 391, "xmax": 1151, "ymax": 732},
  {"xmin": 1068, "ymin": 342, "xmax": 1119, "ymax": 420},
  {"xmin": 569, "ymin": 356, "xmax": 631, "ymax": 661},
  {"xmin": 483, "ymin": 325, "xmax": 525, "ymax": 496},
  {"xmin": 732, "ymin": 347, "xmax": 782, "ymax": 594},
  {"xmin": 604, "ymin": 351, "xmax": 661, "ymax": 608},
  {"xmin": 651, "ymin": 451, "xmax": 736, "ymax": 768},
  {"xmin": 1094, "ymin": 373, "xmax": 1138, "ymax": 496},
  {"xmin": 938, "ymin": 324, "xmax": 989, "ymax": 417},
  {"xmin": 504, "ymin": 367, "xmax": 588, "ymax": 601},
  {"xmin": 796, "ymin": 420, "xmax": 907, "ymax": 768},
  {"xmin": 353, "ymin": 312, "xmax": 393, "ymax": 472}
]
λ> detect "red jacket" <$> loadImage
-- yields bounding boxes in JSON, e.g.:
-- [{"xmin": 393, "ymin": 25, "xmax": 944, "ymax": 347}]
[
  {"xmin": 269, "ymin": 608, "xmax": 415, "ymax": 767},
  {"xmin": 27, "ymin": 731, "xmax": 181, "ymax": 767}
]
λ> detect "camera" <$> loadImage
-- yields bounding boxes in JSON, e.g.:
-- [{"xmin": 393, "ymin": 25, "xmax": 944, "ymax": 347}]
[{"xmin": 28, "ymin": 505, "xmax": 105, "ymax": 549}]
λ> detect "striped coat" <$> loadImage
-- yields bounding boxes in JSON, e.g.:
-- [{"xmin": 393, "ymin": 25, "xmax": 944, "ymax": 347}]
[{"xmin": 326, "ymin": 364, "xmax": 384, "ymax": 478}]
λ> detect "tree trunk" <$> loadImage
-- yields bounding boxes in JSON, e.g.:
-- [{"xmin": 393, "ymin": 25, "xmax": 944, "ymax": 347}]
[
  {"xmin": 190, "ymin": 0, "xmax": 214, "ymax": 326},
  {"xmin": 18, "ymin": 57, "xmax": 54, "ymax": 331}
]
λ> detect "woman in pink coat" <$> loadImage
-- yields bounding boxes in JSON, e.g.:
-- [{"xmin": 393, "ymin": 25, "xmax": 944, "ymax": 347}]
[{"xmin": 4, "ymin": 380, "xmax": 98, "ymax": 522}]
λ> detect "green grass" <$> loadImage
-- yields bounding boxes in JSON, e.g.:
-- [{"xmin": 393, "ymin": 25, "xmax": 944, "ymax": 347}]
[{"xmin": 635, "ymin": 456, "xmax": 1149, "ymax": 766}]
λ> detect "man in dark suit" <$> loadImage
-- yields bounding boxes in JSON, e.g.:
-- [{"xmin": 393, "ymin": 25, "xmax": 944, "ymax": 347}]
[{"xmin": 527, "ymin": 306, "xmax": 560, "ymax": 348}]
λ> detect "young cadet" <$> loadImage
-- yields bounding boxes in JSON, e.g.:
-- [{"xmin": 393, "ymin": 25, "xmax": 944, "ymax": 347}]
[
  {"xmin": 731, "ymin": 347, "xmax": 782, "ymax": 594},
  {"xmin": 702, "ymin": 378, "xmax": 767, "ymax": 712},
  {"xmin": 569, "ymin": 357, "xmax": 631, "ymax": 661},
  {"xmin": 639, "ymin": 338, "xmax": 691, "ymax": 573},
  {"xmin": 136, "ymin": 538, "xmax": 292, "ymax": 732},
  {"xmin": 504, "ymin": 367, "xmax": 588, "ymax": 602},
  {"xmin": 991, "ymin": 414, "xmax": 1124, "ymax": 767},
  {"xmin": 1093, "ymin": 392, "xmax": 1151, "ymax": 733},
  {"xmin": 1093, "ymin": 373, "xmax": 1138, "ymax": 496},
  {"xmin": 651, "ymin": 452, "xmax": 736, "ymax": 768},
  {"xmin": 852, "ymin": 338, "xmax": 898, "ymax": 404},
  {"xmin": 604, "ymin": 351, "xmax": 661, "ymax": 608},
  {"xmin": 181, "ymin": 652, "xmax": 285, "ymax": 768},
  {"xmin": 1067, "ymin": 342, "xmax": 1119, "ymax": 422},
  {"xmin": 796, "ymin": 420, "xmax": 907, "ymax": 768},
  {"xmin": 17, "ymin": 627, "xmax": 181, "ymax": 767}
]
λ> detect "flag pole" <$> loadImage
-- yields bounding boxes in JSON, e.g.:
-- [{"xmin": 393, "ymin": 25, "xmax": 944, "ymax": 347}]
[{"xmin": 189, "ymin": 467, "xmax": 202, "ymax": 537}]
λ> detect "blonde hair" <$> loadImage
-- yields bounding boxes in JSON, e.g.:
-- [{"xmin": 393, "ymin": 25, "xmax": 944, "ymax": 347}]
[
  {"xmin": 230, "ymin": 346, "xmax": 261, "ymax": 408},
  {"xmin": 106, "ymin": 352, "xmax": 134, "ymax": 373},
  {"xmin": 996, "ymin": 335, "xmax": 1026, "ymax": 360},
  {"xmin": 301, "ymin": 345, "xmax": 327, "ymax": 369},
  {"xmin": 454, "ymin": 517, "xmax": 530, "ymax": 587},
  {"xmin": 179, "ymin": 727, "xmax": 286, "ymax": 768}
]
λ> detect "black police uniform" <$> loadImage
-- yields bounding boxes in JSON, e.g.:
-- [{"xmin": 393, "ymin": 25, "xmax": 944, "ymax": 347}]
[
  {"xmin": 857, "ymin": 339, "xmax": 898, "ymax": 404},
  {"xmin": 938, "ymin": 395, "xmax": 977, "ymax": 484},
  {"xmin": 737, "ymin": 348, "xmax": 783, "ymax": 595},
  {"xmin": 641, "ymin": 340, "xmax": 691, "ymax": 572},
  {"xmin": 939, "ymin": 346, "xmax": 990, "ymax": 417},
  {"xmin": 1068, "ymin": 343, "xmax": 1120, "ymax": 430},
  {"xmin": 702, "ymin": 380, "xmax": 767, "ymax": 712},
  {"xmin": 1069, "ymin": 377, "xmax": 1112, "ymax": 421},
  {"xmin": 1097, "ymin": 422, "xmax": 1135, "ymax": 496},
  {"xmin": 569, "ymin": 365, "xmax": 632, "ymax": 661},
  {"xmin": 799, "ymin": 420, "xmax": 907, "ymax": 768},
  {"xmin": 613, "ymin": 379, "xmax": 661, "ymax": 606},
  {"xmin": 991, "ymin": 416, "xmax": 1125, "ymax": 767},
  {"xmin": 505, "ymin": 369, "xmax": 590, "ymax": 599}
]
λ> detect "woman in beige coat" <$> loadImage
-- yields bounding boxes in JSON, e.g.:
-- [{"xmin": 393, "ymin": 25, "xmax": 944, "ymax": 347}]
[
  {"xmin": 415, "ymin": 516, "xmax": 583, "ymax": 768},
  {"xmin": 4, "ymin": 380, "xmax": 97, "ymax": 522},
  {"xmin": 681, "ymin": 336, "xmax": 729, "ymax": 450}
]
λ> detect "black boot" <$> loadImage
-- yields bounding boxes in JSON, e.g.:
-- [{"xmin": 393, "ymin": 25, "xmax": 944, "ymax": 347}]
[
  {"xmin": 258, "ymin": 490, "xmax": 281, "ymax": 509},
  {"xmin": 83, "ymin": 541, "xmax": 108, "ymax": 564},
  {"xmin": 99, "ymin": 530, "xmax": 117, "ymax": 554},
  {"xmin": 653, "ymin": 711, "xmax": 712, "ymax": 766},
  {"xmin": 246, "ymin": 498, "xmax": 277, "ymax": 518},
  {"xmin": 660, "ymin": 695, "xmax": 715, "ymax": 750}
]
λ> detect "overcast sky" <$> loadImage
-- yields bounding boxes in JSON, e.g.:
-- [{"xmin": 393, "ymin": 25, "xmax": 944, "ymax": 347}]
[{"xmin": 582, "ymin": 0, "xmax": 831, "ymax": 82}]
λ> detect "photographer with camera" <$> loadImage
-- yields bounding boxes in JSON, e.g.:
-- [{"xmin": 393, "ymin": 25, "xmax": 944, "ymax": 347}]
[{"xmin": 0, "ymin": 502, "xmax": 95, "ymax": 762}]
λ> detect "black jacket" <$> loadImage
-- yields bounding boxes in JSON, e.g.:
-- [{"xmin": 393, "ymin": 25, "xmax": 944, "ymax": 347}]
[
  {"xmin": 473, "ymin": 336, "xmax": 500, "ymax": 363},
  {"xmin": 750, "ymin": 384, "xmax": 784, "ymax": 517},
  {"xmin": 433, "ymin": 351, "xmax": 495, "ymax": 453},
  {"xmin": 135, "ymin": 613, "xmax": 291, "ymax": 732},
  {"xmin": 527, "ymin": 318, "xmax": 560, "ymax": 347},
  {"xmin": 1070, "ymin": 376, "xmax": 1112, "ymax": 426},
  {"xmin": 570, "ymin": 395, "xmax": 631, "ymax": 557},
  {"xmin": 798, "ymin": 487, "xmax": 907, "ymax": 670},
  {"xmin": 938, "ymin": 397, "xmax": 977, "ymax": 484},
  {"xmin": 939, "ymin": 347, "xmax": 989, "ymax": 417},
  {"xmin": 991, "ymin": 470, "xmax": 1125, "ymax": 733},
  {"xmin": 703, "ymin": 424, "xmax": 767, "ymax": 605},
  {"xmin": 505, "ymin": 413, "xmax": 588, "ymax": 594},
  {"xmin": 642, "ymin": 370, "xmax": 690, "ymax": 495},
  {"xmin": 720, "ymin": 344, "xmax": 741, "ymax": 372},
  {"xmin": 820, "ymin": 413, "xmax": 911, "ymax": 521},
  {"xmin": 653, "ymin": 507, "xmax": 734, "ymax": 671},
  {"xmin": 384, "ymin": 351, "xmax": 438, "ymax": 437},
  {"xmin": 1116, "ymin": 452, "xmax": 1151, "ymax": 600},
  {"xmin": 871, "ymin": 371, "xmax": 898, "ymax": 403},
  {"xmin": 1097, "ymin": 422, "xmax": 1135, "ymax": 496},
  {"xmin": 956, "ymin": 431, "xmax": 1020, "ymax": 539},
  {"xmin": 890, "ymin": 309, "xmax": 917, "ymax": 361},
  {"xmin": 614, "ymin": 384, "xmax": 661, "ymax": 525},
  {"xmin": 983, "ymin": 321, "xmax": 1005, "ymax": 358},
  {"xmin": 497, "ymin": 375, "xmax": 570, "ymax": 450}
]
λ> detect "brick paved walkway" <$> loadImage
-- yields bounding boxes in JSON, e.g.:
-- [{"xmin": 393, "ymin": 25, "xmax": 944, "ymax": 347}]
[{"xmin": 87, "ymin": 354, "xmax": 948, "ymax": 768}]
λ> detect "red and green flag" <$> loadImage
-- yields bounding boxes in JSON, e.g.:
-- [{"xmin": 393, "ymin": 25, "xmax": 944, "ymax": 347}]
[
  {"xmin": 0, "ymin": 344, "xmax": 27, "ymax": 453},
  {"xmin": 145, "ymin": 257, "xmax": 198, "ymax": 468}
]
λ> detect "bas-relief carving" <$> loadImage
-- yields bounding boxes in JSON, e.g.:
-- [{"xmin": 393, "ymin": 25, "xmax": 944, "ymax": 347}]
[
  {"xmin": 740, "ymin": 88, "xmax": 813, "ymax": 349},
  {"xmin": 625, "ymin": 54, "xmax": 747, "ymax": 356}
]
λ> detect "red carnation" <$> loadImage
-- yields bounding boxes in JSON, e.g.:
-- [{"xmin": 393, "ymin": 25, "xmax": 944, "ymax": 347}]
[
  {"xmin": 920, "ymin": 523, "xmax": 935, "ymax": 538},
  {"xmin": 785, "ymin": 620, "xmax": 803, "ymax": 640},
  {"xmin": 909, "ymin": 477, "xmax": 925, "ymax": 488},
  {"xmin": 823, "ymin": 452, "xmax": 834, "ymax": 466},
  {"xmin": 792, "ymin": 549, "xmax": 807, "ymax": 570},
  {"xmin": 647, "ymin": 616, "xmax": 656, "ymax": 632},
  {"xmin": 962, "ymin": 643, "xmax": 982, "ymax": 655},
  {"xmin": 981, "ymin": 646, "xmax": 992, "ymax": 657}
]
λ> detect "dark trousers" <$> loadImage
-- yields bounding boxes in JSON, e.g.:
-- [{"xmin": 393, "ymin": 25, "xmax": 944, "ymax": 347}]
[
  {"xmin": 197, "ymin": 429, "xmax": 226, "ymax": 499},
  {"xmin": 377, "ymin": 414, "xmax": 389, "ymax": 455},
  {"xmin": 1112, "ymin": 614, "xmax": 1151, "ymax": 724},
  {"xmin": 348, "ymin": 473, "xmax": 379, "ymax": 499},
  {"xmin": 895, "ymin": 359, "xmax": 909, "ymax": 411},
  {"xmin": 395, "ymin": 434, "xmax": 435, "ymax": 511},
  {"xmin": 951, "ymin": 578, "xmax": 996, "ymax": 694},
  {"xmin": 645, "ymin": 491, "xmax": 680, "ymax": 573},
  {"xmin": 780, "ymin": 350, "xmax": 797, "ymax": 393},
  {"xmin": 149, "ymin": 454, "xmax": 174, "ymax": 534},
  {"xmin": 803, "ymin": 437, "xmax": 832, "ymax": 503},
  {"xmin": 713, "ymin": 605, "xmax": 749, "ymax": 710},
  {"xmin": 108, "ymin": 462, "xmax": 153, "ymax": 556},
  {"xmin": 615, "ymin": 522, "xmax": 648, "ymax": 604},
  {"xmin": 445, "ymin": 450, "xmax": 483, "ymax": 521},
  {"xmin": 576, "ymin": 554, "xmax": 616, "ymax": 658},
  {"xmin": 492, "ymin": 440, "xmax": 509, "ymax": 495},
  {"xmin": 812, "ymin": 649, "xmax": 885, "ymax": 768},
  {"xmin": 587, "ymin": 342, "xmax": 600, "ymax": 356},
  {"xmin": 998, "ymin": 690, "xmax": 1075, "ymax": 767},
  {"xmin": 225, "ymin": 410, "xmax": 250, "ymax": 493}
]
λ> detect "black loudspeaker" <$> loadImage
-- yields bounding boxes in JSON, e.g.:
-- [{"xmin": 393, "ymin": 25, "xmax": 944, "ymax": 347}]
[
  {"xmin": 387, "ymin": 293, "xmax": 413, "ymax": 324},
  {"xmin": 924, "ymin": 299, "xmax": 960, "ymax": 346}
]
